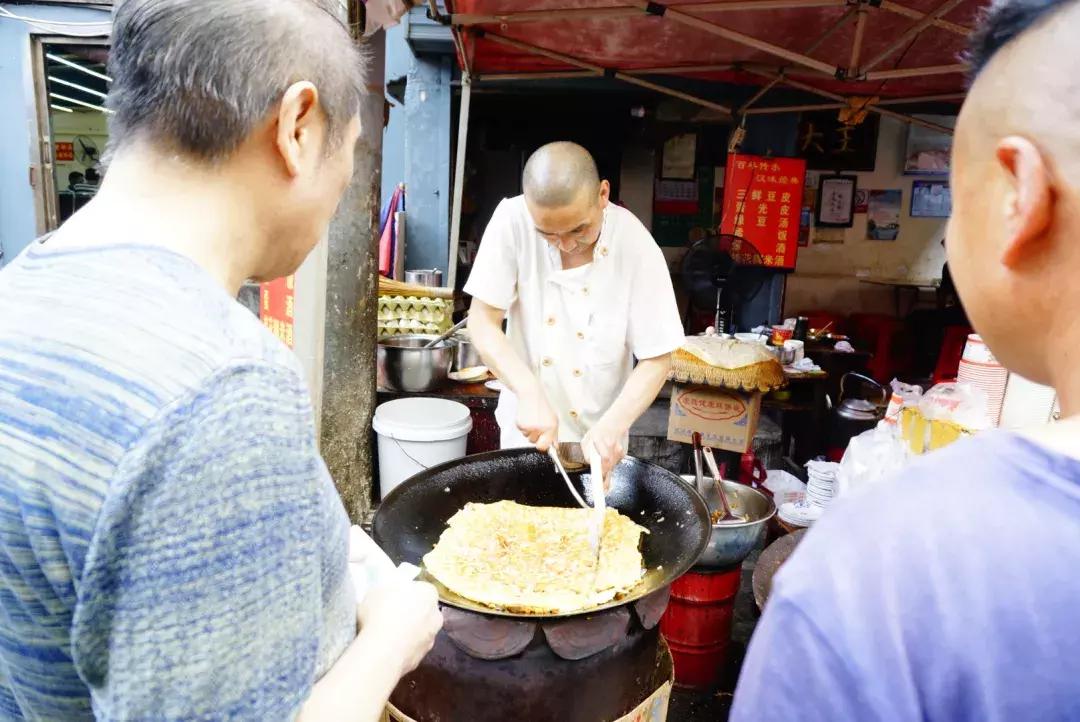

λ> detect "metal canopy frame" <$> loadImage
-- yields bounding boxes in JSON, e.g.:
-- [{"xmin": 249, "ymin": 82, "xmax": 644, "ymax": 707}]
[
  {"xmin": 442, "ymin": 0, "xmax": 976, "ymax": 134},
  {"xmin": 439, "ymin": 0, "xmax": 973, "ymax": 271}
]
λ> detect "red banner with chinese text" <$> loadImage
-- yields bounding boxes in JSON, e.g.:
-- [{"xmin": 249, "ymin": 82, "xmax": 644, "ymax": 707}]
[
  {"xmin": 55, "ymin": 142, "xmax": 75, "ymax": 162},
  {"xmin": 260, "ymin": 275, "xmax": 295, "ymax": 348},
  {"xmin": 719, "ymin": 153, "xmax": 807, "ymax": 270}
]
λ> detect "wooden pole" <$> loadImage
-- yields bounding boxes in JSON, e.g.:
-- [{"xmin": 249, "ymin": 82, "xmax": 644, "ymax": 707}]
[
  {"xmin": 477, "ymin": 70, "xmax": 602, "ymax": 81},
  {"xmin": 738, "ymin": 8, "xmax": 853, "ymax": 113},
  {"xmin": 746, "ymin": 92, "xmax": 964, "ymax": 114},
  {"xmin": 451, "ymin": 25, "xmax": 473, "ymax": 78},
  {"xmin": 646, "ymin": 1, "xmax": 839, "ymax": 76},
  {"xmin": 878, "ymin": 92, "xmax": 965, "ymax": 104},
  {"xmin": 744, "ymin": 68, "xmax": 955, "ymax": 133},
  {"xmin": 848, "ymin": 9, "xmax": 867, "ymax": 74},
  {"xmin": 745, "ymin": 101, "xmax": 846, "ymax": 114},
  {"xmin": 615, "ymin": 72, "xmax": 732, "ymax": 114},
  {"xmin": 629, "ymin": 63, "xmax": 737, "ymax": 74},
  {"xmin": 452, "ymin": 6, "xmax": 643, "ymax": 25},
  {"xmin": 863, "ymin": 0, "xmax": 969, "ymax": 72},
  {"xmin": 451, "ymin": 0, "xmax": 845, "ymax": 25},
  {"xmin": 804, "ymin": 7, "xmax": 857, "ymax": 55},
  {"xmin": 481, "ymin": 31, "xmax": 731, "ymax": 114},
  {"xmin": 482, "ymin": 32, "xmax": 604, "ymax": 72},
  {"xmin": 878, "ymin": 0, "xmax": 971, "ymax": 36},
  {"xmin": 863, "ymin": 63, "xmax": 967, "ymax": 80},
  {"xmin": 738, "ymin": 74, "xmax": 784, "ymax": 114},
  {"xmin": 688, "ymin": 0, "xmax": 846, "ymax": 10}
]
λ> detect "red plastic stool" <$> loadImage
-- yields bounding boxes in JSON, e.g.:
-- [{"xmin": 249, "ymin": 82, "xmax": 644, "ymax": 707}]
[
  {"xmin": 932, "ymin": 324, "xmax": 974, "ymax": 384},
  {"xmin": 849, "ymin": 313, "xmax": 911, "ymax": 383},
  {"xmin": 660, "ymin": 566, "xmax": 742, "ymax": 690}
]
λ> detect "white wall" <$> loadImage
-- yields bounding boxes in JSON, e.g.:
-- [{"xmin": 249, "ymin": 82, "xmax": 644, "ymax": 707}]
[
  {"xmin": 785, "ymin": 117, "xmax": 950, "ymax": 316},
  {"xmin": 619, "ymin": 145, "xmax": 655, "ymax": 230}
]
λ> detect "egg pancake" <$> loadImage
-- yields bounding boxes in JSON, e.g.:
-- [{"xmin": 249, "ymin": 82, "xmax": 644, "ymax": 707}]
[{"xmin": 422, "ymin": 500, "xmax": 648, "ymax": 614}]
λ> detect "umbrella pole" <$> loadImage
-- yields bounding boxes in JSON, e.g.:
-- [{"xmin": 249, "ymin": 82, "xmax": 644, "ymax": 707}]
[{"xmin": 447, "ymin": 70, "xmax": 472, "ymax": 292}]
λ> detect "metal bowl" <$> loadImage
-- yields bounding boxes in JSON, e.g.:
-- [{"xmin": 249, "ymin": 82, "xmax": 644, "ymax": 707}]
[
  {"xmin": 681, "ymin": 476, "xmax": 777, "ymax": 569},
  {"xmin": 378, "ymin": 334, "xmax": 456, "ymax": 392},
  {"xmin": 452, "ymin": 334, "xmax": 483, "ymax": 371},
  {"xmin": 405, "ymin": 269, "xmax": 443, "ymax": 287}
]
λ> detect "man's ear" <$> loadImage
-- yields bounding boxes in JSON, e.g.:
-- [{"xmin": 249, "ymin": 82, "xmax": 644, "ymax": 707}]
[
  {"xmin": 995, "ymin": 136, "xmax": 1053, "ymax": 268},
  {"xmin": 275, "ymin": 81, "xmax": 320, "ymax": 177},
  {"xmin": 598, "ymin": 179, "xmax": 611, "ymax": 206}
]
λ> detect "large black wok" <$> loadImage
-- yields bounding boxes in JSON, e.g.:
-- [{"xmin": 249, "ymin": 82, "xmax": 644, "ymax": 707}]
[{"xmin": 373, "ymin": 448, "xmax": 711, "ymax": 618}]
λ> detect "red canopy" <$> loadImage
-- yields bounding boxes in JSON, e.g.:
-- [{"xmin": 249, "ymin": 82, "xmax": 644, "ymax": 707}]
[{"xmin": 445, "ymin": 0, "xmax": 985, "ymax": 115}]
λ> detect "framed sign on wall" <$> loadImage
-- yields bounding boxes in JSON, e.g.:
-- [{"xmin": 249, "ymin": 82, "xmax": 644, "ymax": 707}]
[{"xmin": 815, "ymin": 175, "xmax": 857, "ymax": 228}]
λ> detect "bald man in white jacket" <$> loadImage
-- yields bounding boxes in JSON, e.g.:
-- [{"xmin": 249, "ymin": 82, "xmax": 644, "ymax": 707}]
[{"xmin": 465, "ymin": 141, "xmax": 685, "ymax": 479}]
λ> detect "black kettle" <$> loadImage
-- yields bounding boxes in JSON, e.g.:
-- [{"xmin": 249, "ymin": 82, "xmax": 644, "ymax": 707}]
[{"xmin": 827, "ymin": 372, "xmax": 888, "ymax": 460}]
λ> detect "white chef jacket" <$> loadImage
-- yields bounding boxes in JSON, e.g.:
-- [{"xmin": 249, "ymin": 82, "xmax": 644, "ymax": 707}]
[{"xmin": 464, "ymin": 196, "xmax": 685, "ymax": 448}]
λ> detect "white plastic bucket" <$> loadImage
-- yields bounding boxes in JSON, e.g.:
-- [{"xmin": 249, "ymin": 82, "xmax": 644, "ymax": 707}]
[{"xmin": 374, "ymin": 397, "xmax": 473, "ymax": 499}]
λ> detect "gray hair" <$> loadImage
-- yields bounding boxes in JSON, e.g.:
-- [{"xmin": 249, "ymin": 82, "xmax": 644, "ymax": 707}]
[
  {"xmin": 105, "ymin": 0, "xmax": 365, "ymax": 163},
  {"xmin": 522, "ymin": 141, "xmax": 601, "ymax": 208}
]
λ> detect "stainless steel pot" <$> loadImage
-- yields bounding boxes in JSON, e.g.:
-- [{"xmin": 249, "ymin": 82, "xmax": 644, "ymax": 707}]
[
  {"xmin": 378, "ymin": 334, "xmax": 455, "ymax": 392},
  {"xmin": 452, "ymin": 334, "xmax": 483, "ymax": 371},
  {"xmin": 681, "ymin": 476, "xmax": 776, "ymax": 569},
  {"xmin": 405, "ymin": 269, "xmax": 443, "ymax": 287}
]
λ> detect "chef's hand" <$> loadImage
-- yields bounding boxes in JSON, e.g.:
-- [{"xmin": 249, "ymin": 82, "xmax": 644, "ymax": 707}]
[
  {"xmin": 582, "ymin": 421, "xmax": 626, "ymax": 489},
  {"xmin": 357, "ymin": 580, "xmax": 443, "ymax": 677},
  {"xmin": 517, "ymin": 385, "xmax": 558, "ymax": 452}
]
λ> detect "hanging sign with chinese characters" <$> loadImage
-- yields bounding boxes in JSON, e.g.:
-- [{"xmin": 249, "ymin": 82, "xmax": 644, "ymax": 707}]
[
  {"xmin": 55, "ymin": 142, "xmax": 75, "ymax": 162},
  {"xmin": 260, "ymin": 275, "xmax": 295, "ymax": 348},
  {"xmin": 719, "ymin": 153, "xmax": 807, "ymax": 269}
]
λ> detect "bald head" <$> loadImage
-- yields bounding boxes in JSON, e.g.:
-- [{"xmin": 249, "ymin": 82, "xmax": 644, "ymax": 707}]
[
  {"xmin": 522, "ymin": 142, "xmax": 601, "ymax": 209},
  {"xmin": 948, "ymin": 0, "xmax": 1080, "ymax": 391},
  {"xmin": 960, "ymin": 0, "xmax": 1080, "ymax": 182}
]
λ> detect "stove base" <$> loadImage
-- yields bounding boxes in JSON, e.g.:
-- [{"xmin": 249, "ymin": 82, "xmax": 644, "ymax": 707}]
[{"xmin": 388, "ymin": 628, "xmax": 674, "ymax": 722}]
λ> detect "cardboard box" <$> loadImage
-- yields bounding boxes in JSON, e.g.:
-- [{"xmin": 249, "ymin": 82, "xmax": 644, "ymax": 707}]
[{"xmin": 667, "ymin": 384, "xmax": 762, "ymax": 453}]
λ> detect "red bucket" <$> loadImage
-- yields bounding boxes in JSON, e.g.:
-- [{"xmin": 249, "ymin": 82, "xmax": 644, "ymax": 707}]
[{"xmin": 659, "ymin": 567, "xmax": 741, "ymax": 690}]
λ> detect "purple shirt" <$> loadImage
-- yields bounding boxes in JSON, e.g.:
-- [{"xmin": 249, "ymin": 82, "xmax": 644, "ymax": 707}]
[{"xmin": 733, "ymin": 432, "xmax": 1080, "ymax": 722}]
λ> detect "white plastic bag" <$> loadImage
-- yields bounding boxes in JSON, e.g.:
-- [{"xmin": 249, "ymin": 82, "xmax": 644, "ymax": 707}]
[
  {"xmin": 362, "ymin": 0, "xmax": 411, "ymax": 36},
  {"xmin": 918, "ymin": 382, "xmax": 992, "ymax": 432},
  {"xmin": 836, "ymin": 423, "xmax": 911, "ymax": 497},
  {"xmin": 763, "ymin": 469, "xmax": 806, "ymax": 507},
  {"xmin": 348, "ymin": 525, "xmax": 420, "ymax": 603}
]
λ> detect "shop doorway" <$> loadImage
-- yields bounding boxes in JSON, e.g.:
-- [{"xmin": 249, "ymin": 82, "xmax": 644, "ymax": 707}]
[{"xmin": 31, "ymin": 39, "xmax": 110, "ymax": 232}]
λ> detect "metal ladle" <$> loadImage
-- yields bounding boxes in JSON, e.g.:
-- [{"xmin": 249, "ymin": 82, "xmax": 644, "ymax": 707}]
[
  {"xmin": 423, "ymin": 316, "xmax": 468, "ymax": 349},
  {"xmin": 702, "ymin": 446, "xmax": 741, "ymax": 524}
]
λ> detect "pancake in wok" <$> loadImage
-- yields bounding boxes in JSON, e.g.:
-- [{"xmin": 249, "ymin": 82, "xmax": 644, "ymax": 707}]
[{"xmin": 422, "ymin": 500, "xmax": 648, "ymax": 615}]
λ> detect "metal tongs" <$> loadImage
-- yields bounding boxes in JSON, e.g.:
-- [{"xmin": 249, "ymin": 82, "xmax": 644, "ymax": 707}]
[
  {"xmin": 691, "ymin": 432, "xmax": 740, "ymax": 524},
  {"xmin": 548, "ymin": 445, "xmax": 589, "ymax": 509}
]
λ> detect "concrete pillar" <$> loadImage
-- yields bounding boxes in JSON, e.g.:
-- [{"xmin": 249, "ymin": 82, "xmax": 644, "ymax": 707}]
[{"xmin": 320, "ymin": 15, "xmax": 386, "ymax": 524}]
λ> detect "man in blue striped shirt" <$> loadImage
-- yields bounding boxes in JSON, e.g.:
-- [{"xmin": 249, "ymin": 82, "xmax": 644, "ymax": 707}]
[{"xmin": 0, "ymin": 1, "xmax": 441, "ymax": 720}]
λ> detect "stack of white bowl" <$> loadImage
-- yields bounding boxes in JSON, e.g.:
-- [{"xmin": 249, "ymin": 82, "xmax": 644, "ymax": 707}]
[
  {"xmin": 779, "ymin": 461, "xmax": 840, "ymax": 527},
  {"xmin": 957, "ymin": 334, "xmax": 1009, "ymax": 426}
]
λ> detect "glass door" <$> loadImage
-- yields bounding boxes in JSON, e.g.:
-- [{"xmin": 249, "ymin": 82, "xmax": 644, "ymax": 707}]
[{"xmin": 31, "ymin": 38, "xmax": 110, "ymax": 232}]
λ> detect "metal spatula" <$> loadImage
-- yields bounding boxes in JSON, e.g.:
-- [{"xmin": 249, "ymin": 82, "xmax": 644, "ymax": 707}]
[{"xmin": 588, "ymin": 450, "xmax": 606, "ymax": 581}]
